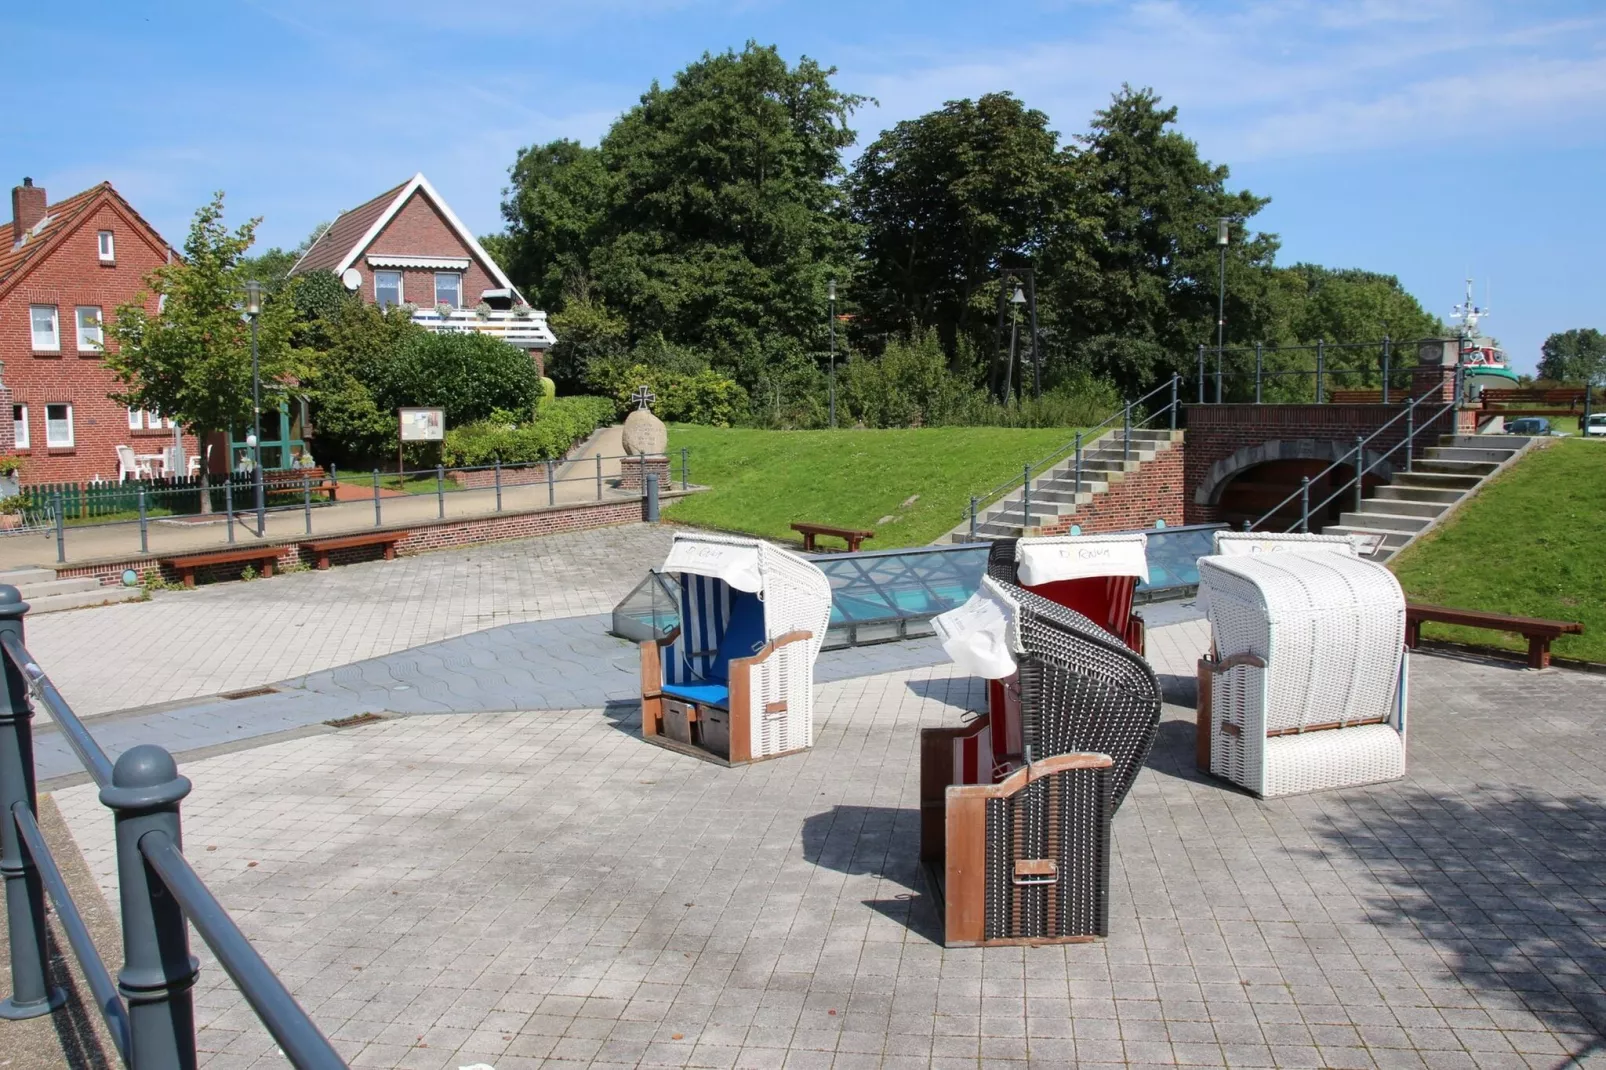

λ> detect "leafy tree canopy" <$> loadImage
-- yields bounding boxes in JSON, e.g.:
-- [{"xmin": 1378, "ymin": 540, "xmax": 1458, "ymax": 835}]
[{"xmin": 1537, "ymin": 328, "xmax": 1606, "ymax": 383}]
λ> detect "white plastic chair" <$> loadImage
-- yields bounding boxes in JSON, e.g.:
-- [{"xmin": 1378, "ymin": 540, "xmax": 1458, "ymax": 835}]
[{"xmin": 115, "ymin": 445, "xmax": 152, "ymax": 482}]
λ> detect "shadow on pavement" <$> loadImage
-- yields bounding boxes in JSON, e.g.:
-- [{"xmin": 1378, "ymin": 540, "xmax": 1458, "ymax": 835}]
[{"xmin": 800, "ymin": 804, "xmax": 943, "ymax": 945}]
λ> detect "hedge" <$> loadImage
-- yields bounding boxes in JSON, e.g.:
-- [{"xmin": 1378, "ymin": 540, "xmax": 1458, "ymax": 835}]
[{"xmin": 441, "ymin": 395, "xmax": 616, "ymax": 466}]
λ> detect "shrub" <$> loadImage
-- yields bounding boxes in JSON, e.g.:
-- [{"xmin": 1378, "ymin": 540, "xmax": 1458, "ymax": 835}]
[
  {"xmin": 591, "ymin": 362, "xmax": 748, "ymax": 426},
  {"xmin": 442, "ymin": 395, "xmax": 616, "ymax": 466},
  {"xmin": 371, "ymin": 331, "xmax": 541, "ymax": 427}
]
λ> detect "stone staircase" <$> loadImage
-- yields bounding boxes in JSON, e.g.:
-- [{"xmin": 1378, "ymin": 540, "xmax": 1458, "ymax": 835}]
[
  {"xmin": 1323, "ymin": 434, "xmax": 1537, "ymax": 561},
  {"xmin": 948, "ymin": 428, "xmax": 1184, "ymax": 542},
  {"xmin": 0, "ymin": 567, "xmax": 144, "ymax": 613}
]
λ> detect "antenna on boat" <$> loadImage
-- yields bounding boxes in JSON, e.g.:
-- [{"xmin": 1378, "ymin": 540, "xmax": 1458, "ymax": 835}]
[{"xmin": 1452, "ymin": 277, "xmax": 1487, "ymax": 340}]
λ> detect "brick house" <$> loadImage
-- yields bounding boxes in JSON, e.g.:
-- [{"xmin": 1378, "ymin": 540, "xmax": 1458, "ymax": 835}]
[
  {"xmin": 0, "ymin": 178, "xmax": 196, "ymax": 485},
  {"xmin": 291, "ymin": 173, "xmax": 554, "ymax": 369}
]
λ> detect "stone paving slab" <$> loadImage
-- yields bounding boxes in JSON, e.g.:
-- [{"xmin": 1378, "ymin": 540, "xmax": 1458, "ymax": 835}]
[{"xmin": 48, "ymin": 648, "xmax": 1606, "ymax": 1069}]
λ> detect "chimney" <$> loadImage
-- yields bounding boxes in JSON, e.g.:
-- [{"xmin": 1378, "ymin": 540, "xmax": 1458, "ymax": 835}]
[{"xmin": 12, "ymin": 178, "xmax": 46, "ymax": 246}]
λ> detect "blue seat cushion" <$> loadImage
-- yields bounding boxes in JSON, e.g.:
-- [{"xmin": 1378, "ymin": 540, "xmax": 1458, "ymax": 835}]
[
  {"xmin": 661, "ymin": 681, "xmax": 731, "ymax": 708},
  {"xmin": 708, "ymin": 591, "xmax": 767, "ymax": 682}
]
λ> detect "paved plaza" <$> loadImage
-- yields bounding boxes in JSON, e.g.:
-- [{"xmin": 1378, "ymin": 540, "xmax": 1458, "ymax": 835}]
[{"xmin": 47, "ymin": 643, "xmax": 1606, "ymax": 1070}]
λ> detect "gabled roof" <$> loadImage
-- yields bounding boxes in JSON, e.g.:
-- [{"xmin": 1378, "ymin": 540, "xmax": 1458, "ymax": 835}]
[
  {"xmin": 290, "ymin": 173, "xmax": 521, "ymax": 298},
  {"xmin": 0, "ymin": 182, "xmax": 173, "ymax": 300}
]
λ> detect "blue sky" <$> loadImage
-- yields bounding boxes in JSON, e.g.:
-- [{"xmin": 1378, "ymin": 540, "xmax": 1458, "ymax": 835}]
[{"xmin": 5, "ymin": 0, "xmax": 1602, "ymax": 372}]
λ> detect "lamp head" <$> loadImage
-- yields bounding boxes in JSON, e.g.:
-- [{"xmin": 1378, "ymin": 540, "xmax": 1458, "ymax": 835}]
[
  {"xmin": 1217, "ymin": 218, "xmax": 1230, "ymax": 246},
  {"xmin": 245, "ymin": 433, "xmax": 258, "ymax": 448},
  {"xmin": 1010, "ymin": 286, "xmax": 1026, "ymax": 306},
  {"xmin": 243, "ymin": 279, "xmax": 263, "ymax": 316},
  {"xmin": 827, "ymin": 279, "xmax": 836, "ymax": 302}
]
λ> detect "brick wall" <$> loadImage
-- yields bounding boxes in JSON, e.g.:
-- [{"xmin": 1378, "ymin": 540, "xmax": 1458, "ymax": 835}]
[
  {"xmin": 1, "ymin": 187, "xmax": 199, "ymax": 484},
  {"xmin": 362, "ymin": 191, "xmax": 499, "ymax": 308},
  {"xmin": 619, "ymin": 455, "xmax": 669, "ymax": 490},
  {"xmin": 1035, "ymin": 446, "xmax": 1186, "ymax": 536}
]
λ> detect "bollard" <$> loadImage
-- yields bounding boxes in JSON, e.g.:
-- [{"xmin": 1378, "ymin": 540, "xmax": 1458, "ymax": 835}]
[
  {"xmin": 1123, "ymin": 403, "xmax": 1132, "ymax": 465},
  {"xmin": 1169, "ymin": 375, "xmax": 1179, "ymax": 432},
  {"xmin": 1196, "ymin": 344, "xmax": 1205, "ymax": 403},
  {"xmin": 52, "ymin": 492, "xmax": 65, "ymax": 564},
  {"xmin": 595, "ymin": 454, "xmax": 603, "ymax": 501},
  {"xmin": 546, "ymin": 460, "xmax": 555, "ymax": 507},
  {"xmin": 681, "ymin": 446, "xmax": 690, "ymax": 490},
  {"xmin": 1243, "ymin": 519, "xmax": 1252, "ymax": 532},
  {"xmin": 1073, "ymin": 432, "xmax": 1083, "ymax": 496},
  {"xmin": 1381, "ymin": 337, "xmax": 1392, "ymax": 405},
  {"xmin": 644, "ymin": 473, "xmax": 660, "ymax": 523},
  {"xmin": 372, "ymin": 469, "xmax": 381, "ymax": 527},
  {"xmin": 1254, "ymin": 342, "xmax": 1263, "ymax": 404},
  {"xmin": 224, "ymin": 481, "xmax": 236, "ymax": 545},
  {"xmin": 0, "ymin": 587, "xmax": 66, "ymax": 1021},
  {"xmin": 494, "ymin": 460, "xmax": 503, "ymax": 512},
  {"xmin": 435, "ymin": 465, "xmax": 445, "ymax": 519},
  {"xmin": 1354, "ymin": 435, "xmax": 1366, "ymax": 514},
  {"xmin": 1315, "ymin": 339, "xmax": 1325, "ymax": 404},
  {"xmin": 303, "ymin": 476, "xmax": 312, "ymax": 536},
  {"xmin": 969, "ymin": 496, "xmax": 978, "ymax": 540},
  {"xmin": 100, "ymin": 745, "xmax": 199, "ymax": 1070},
  {"xmin": 1300, "ymin": 476, "xmax": 1311, "ymax": 533},
  {"xmin": 1021, "ymin": 464, "xmax": 1032, "ymax": 532},
  {"xmin": 330, "ymin": 464, "xmax": 338, "ymax": 494},
  {"xmin": 138, "ymin": 487, "xmax": 149, "ymax": 555}
]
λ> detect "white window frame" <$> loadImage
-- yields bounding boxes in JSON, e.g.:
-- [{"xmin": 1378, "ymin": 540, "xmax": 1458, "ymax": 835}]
[
  {"xmin": 98, "ymin": 230, "xmax": 115, "ymax": 261},
  {"xmin": 45, "ymin": 403, "xmax": 73, "ymax": 448},
  {"xmin": 146, "ymin": 409, "xmax": 166, "ymax": 430},
  {"xmin": 128, "ymin": 407, "xmax": 143, "ymax": 430},
  {"xmin": 375, "ymin": 270, "xmax": 403, "ymax": 309},
  {"xmin": 434, "ymin": 272, "xmax": 462, "ymax": 309},
  {"xmin": 76, "ymin": 306, "xmax": 104, "ymax": 351},
  {"xmin": 30, "ymin": 305, "xmax": 59, "ymax": 351},
  {"xmin": 13, "ymin": 405, "xmax": 28, "ymax": 450}
]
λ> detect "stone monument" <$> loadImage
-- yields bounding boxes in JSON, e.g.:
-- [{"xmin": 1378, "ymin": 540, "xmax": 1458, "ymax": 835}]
[{"xmin": 620, "ymin": 385, "xmax": 671, "ymax": 490}]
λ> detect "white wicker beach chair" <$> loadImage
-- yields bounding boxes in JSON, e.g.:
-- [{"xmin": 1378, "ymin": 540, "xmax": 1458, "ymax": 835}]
[
  {"xmin": 1197, "ymin": 546, "xmax": 1408, "ymax": 798},
  {"xmin": 1211, "ymin": 530, "xmax": 1358, "ymax": 557},
  {"xmin": 639, "ymin": 532, "xmax": 832, "ymax": 764},
  {"xmin": 987, "ymin": 533, "xmax": 1150, "ymax": 653}
]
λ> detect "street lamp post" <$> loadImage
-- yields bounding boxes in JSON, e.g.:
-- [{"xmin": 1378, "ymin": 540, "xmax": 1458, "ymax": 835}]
[
  {"xmin": 244, "ymin": 279, "xmax": 264, "ymax": 537},
  {"xmin": 1215, "ymin": 218, "xmax": 1229, "ymax": 403},
  {"xmin": 1006, "ymin": 286, "xmax": 1026, "ymax": 404},
  {"xmin": 827, "ymin": 279, "xmax": 837, "ymax": 429}
]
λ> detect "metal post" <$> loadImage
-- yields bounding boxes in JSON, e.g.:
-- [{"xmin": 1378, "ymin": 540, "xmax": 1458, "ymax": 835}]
[
  {"xmin": 1242, "ymin": 519, "xmax": 1252, "ymax": 532},
  {"xmin": 546, "ymin": 460, "xmax": 555, "ymax": 507},
  {"xmin": 1381, "ymin": 337, "xmax": 1392, "ymax": 405},
  {"xmin": 1354, "ymin": 435, "xmax": 1366, "ymax": 514},
  {"xmin": 330, "ymin": 464, "xmax": 338, "ymax": 494},
  {"xmin": 644, "ymin": 473, "xmax": 660, "ymax": 523},
  {"xmin": 1405, "ymin": 403, "xmax": 1415, "ymax": 473},
  {"xmin": 494, "ymin": 460, "xmax": 503, "ymax": 513},
  {"xmin": 969, "ymin": 497, "xmax": 978, "ymax": 540},
  {"xmin": 302, "ymin": 476, "xmax": 312, "ymax": 536},
  {"xmin": 1316, "ymin": 339, "xmax": 1325, "ymax": 403},
  {"xmin": 681, "ymin": 447, "xmax": 690, "ymax": 490},
  {"xmin": 372, "ymin": 469, "xmax": 381, "ymax": 527},
  {"xmin": 1214, "ymin": 347, "xmax": 1222, "ymax": 404},
  {"xmin": 595, "ymin": 454, "xmax": 603, "ymax": 501},
  {"xmin": 0, "ymin": 587, "xmax": 65, "ymax": 1021},
  {"xmin": 1169, "ymin": 375, "xmax": 1179, "ymax": 432},
  {"xmin": 250, "ymin": 312, "xmax": 264, "ymax": 539},
  {"xmin": 1123, "ymin": 402, "xmax": 1132, "ymax": 465},
  {"xmin": 224, "ymin": 481, "xmax": 235, "ymax": 545},
  {"xmin": 254, "ymin": 464, "xmax": 265, "ymax": 539},
  {"xmin": 1021, "ymin": 464, "xmax": 1031, "ymax": 532},
  {"xmin": 1300, "ymin": 476, "xmax": 1311, "ymax": 533},
  {"xmin": 138, "ymin": 486, "xmax": 149, "ymax": 555},
  {"xmin": 1197, "ymin": 344, "xmax": 1205, "ymax": 403},
  {"xmin": 1254, "ymin": 342, "xmax": 1263, "ymax": 404},
  {"xmin": 101, "ymin": 745, "xmax": 199, "ymax": 1070},
  {"xmin": 828, "ymin": 287, "xmax": 837, "ymax": 429},
  {"xmin": 1073, "ymin": 432, "xmax": 1083, "ymax": 495},
  {"xmin": 435, "ymin": 465, "xmax": 445, "ymax": 519},
  {"xmin": 52, "ymin": 492, "xmax": 64, "ymax": 564}
]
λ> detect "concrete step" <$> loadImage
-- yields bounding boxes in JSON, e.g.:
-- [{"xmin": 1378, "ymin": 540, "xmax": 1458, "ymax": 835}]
[
  {"xmin": 1412, "ymin": 459, "xmax": 1501, "ymax": 477},
  {"xmin": 13, "ymin": 576, "xmax": 105, "ymax": 599},
  {"xmin": 1359, "ymin": 498, "xmax": 1446, "ymax": 520},
  {"xmin": 1393, "ymin": 471, "xmax": 1482, "ymax": 491},
  {"xmin": 1425, "ymin": 446, "xmax": 1519, "ymax": 464},
  {"xmin": 0, "ymin": 567, "xmax": 58, "ymax": 588},
  {"xmin": 1372, "ymin": 484, "xmax": 1463, "ymax": 505},
  {"xmin": 1323, "ymin": 525, "xmax": 1414, "ymax": 551},
  {"xmin": 1447, "ymin": 434, "xmax": 1534, "ymax": 449},
  {"xmin": 1028, "ymin": 487, "xmax": 1097, "ymax": 506},
  {"xmin": 25, "ymin": 586, "xmax": 144, "ymax": 614},
  {"xmin": 1337, "ymin": 510, "xmax": 1431, "ymax": 533}
]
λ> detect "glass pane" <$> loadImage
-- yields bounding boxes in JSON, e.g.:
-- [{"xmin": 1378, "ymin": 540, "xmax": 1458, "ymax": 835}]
[
  {"xmin": 435, "ymin": 273, "xmax": 460, "ymax": 307},
  {"xmin": 376, "ymin": 273, "xmax": 401, "ymax": 308}
]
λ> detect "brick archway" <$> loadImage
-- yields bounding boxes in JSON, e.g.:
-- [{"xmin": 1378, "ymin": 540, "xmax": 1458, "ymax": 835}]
[{"xmin": 1194, "ymin": 439, "xmax": 1397, "ymax": 506}]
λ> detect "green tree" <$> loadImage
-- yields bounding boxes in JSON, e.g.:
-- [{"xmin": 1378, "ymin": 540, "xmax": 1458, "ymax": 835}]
[
  {"xmin": 238, "ymin": 222, "xmax": 331, "ymax": 295},
  {"xmin": 498, "ymin": 139, "xmax": 612, "ymax": 314},
  {"xmin": 545, "ymin": 297, "xmax": 629, "ymax": 393},
  {"xmin": 848, "ymin": 93, "xmax": 1070, "ymax": 362},
  {"xmin": 369, "ymin": 331, "xmax": 541, "ymax": 428},
  {"xmin": 1537, "ymin": 328, "xmax": 1606, "ymax": 383},
  {"xmin": 107, "ymin": 193, "xmax": 296, "ymax": 509},
  {"xmin": 297, "ymin": 298, "xmax": 420, "ymax": 468}
]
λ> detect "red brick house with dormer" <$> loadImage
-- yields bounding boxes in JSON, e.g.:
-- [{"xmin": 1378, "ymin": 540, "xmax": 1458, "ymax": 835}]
[{"xmin": 0, "ymin": 178, "xmax": 197, "ymax": 485}]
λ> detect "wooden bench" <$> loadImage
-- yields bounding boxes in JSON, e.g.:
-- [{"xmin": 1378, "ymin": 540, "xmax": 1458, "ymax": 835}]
[
  {"xmin": 1405, "ymin": 601, "xmax": 1583, "ymax": 669},
  {"xmin": 791, "ymin": 522, "xmax": 874, "ymax": 553},
  {"xmin": 263, "ymin": 466, "xmax": 338, "ymax": 504},
  {"xmin": 299, "ymin": 531, "xmax": 410, "ymax": 570},
  {"xmin": 1480, "ymin": 388, "xmax": 1587, "ymax": 413},
  {"xmin": 1329, "ymin": 389, "xmax": 1384, "ymax": 404},
  {"xmin": 163, "ymin": 547, "xmax": 281, "ymax": 588}
]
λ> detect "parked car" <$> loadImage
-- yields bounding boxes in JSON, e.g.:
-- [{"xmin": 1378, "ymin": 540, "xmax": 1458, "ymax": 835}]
[
  {"xmin": 1586, "ymin": 413, "xmax": 1606, "ymax": 438},
  {"xmin": 1506, "ymin": 417, "xmax": 1551, "ymax": 436}
]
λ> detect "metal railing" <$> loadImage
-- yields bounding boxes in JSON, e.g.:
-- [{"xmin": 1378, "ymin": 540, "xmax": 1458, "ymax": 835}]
[
  {"xmin": 1246, "ymin": 388, "xmax": 1461, "ymax": 535},
  {"xmin": 1192, "ymin": 338, "xmax": 1412, "ymax": 405},
  {"xmin": 968, "ymin": 374, "xmax": 1182, "ymax": 532},
  {"xmin": 0, "ymin": 587, "xmax": 347, "ymax": 1068}
]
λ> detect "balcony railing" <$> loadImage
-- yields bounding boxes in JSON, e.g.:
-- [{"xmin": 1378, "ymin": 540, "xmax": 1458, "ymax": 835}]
[{"xmin": 409, "ymin": 307, "xmax": 556, "ymax": 349}]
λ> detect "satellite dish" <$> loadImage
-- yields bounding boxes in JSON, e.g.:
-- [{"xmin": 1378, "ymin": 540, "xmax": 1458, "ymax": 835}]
[{"xmin": 341, "ymin": 267, "xmax": 362, "ymax": 291}]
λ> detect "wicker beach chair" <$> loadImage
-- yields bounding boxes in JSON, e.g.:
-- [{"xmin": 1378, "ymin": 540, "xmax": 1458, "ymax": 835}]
[
  {"xmin": 639, "ymin": 532, "xmax": 832, "ymax": 764},
  {"xmin": 1196, "ymin": 543, "xmax": 1408, "ymax": 798},
  {"xmin": 987, "ymin": 534, "xmax": 1149, "ymax": 653},
  {"xmin": 920, "ymin": 576, "xmax": 1162, "ymax": 946}
]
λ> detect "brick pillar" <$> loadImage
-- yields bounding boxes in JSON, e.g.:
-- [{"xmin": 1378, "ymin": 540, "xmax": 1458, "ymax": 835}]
[
  {"xmin": 619, "ymin": 455, "xmax": 668, "ymax": 490},
  {"xmin": 0, "ymin": 381, "xmax": 13, "ymax": 454},
  {"xmin": 1412, "ymin": 338, "xmax": 1459, "ymax": 402}
]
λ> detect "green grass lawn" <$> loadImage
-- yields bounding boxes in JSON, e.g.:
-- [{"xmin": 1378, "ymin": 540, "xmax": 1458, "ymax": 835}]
[
  {"xmin": 1389, "ymin": 438, "xmax": 1606, "ymax": 663},
  {"xmin": 664, "ymin": 425, "xmax": 1081, "ymax": 548}
]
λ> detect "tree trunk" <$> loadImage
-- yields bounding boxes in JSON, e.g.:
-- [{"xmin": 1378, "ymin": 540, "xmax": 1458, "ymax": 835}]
[{"xmin": 196, "ymin": 430, "xmax": 213, "ymax": 515}]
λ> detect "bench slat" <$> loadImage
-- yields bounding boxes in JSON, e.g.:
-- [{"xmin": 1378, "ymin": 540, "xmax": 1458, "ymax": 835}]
[
  {"xmin": 301, "ymin": 533, "xmax": 408, "ymax": 552},
  {"xmin": 165, "ymin": 549, "xmax": 280, "ymax": 568}
]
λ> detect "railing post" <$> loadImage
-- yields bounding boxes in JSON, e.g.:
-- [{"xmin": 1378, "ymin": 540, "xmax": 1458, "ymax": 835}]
[
  {"xmin": 1021, "ymin": 464, "xmax": 1032, "ymax": 532},
  {"xmin": 595, "ymin": 454, "xmax": 603, "ymax": 501},
  {"xmin": 138, "ymin": 486, "xmax": 149, "ymax": 555},
  {"xmin": 644, "ymin": 473, "xmax": 660, "ymax": 523},
  {"xmin": 52, "ymin": 492, "xmax": 65, "ymax": 564},
  {"xmin": 1073, "ymin": 432, "xmax": 1083, "ymax": 496},
  {"xmin": 1169, "ymin": 375, "xmax": 1179, "ymax": 432},
  {"xmin": 253, "ymin": 464, "xmax": 265, "ymax": 539},
  {"xmin": 101, "ymin": 745, "xmax": 199, "ymax": 1070},
  {"xmin": 1214, "ymin": 346, "xmax": 1223, "ymax": 404},
  {"xmin": 302, "ymin": 475, "xmax": 312, "ymax": 536},
  {"xmin": 435, "ymin": 465, "xmax": 445, "ymax": 519},
  {"xmin": 1300, "ymin": 476, "xmax": 1311, "ymax": 533},
  {"xmin": 1354, "ymin": 435, "xmax": 1366, "ymax": 514},
  {"xmin": 1381, "ymin": 336, "xmax": 1392, "ymax": 405},
  {"xmin": 329, "ymin": 464, "xmax": 338, "ymax": 494},
  {"xmin": 969, "ymin": 496, "xmax": 978, "ymax": 540},
  {"xmin": 681, "ymin": 446, "xmax": 690, "ymax": 490},
  {"xmin": 494, "ymin": 460, "xmax": 503, "ymax": 513},
  {"xmin": 1405, "ymin": 404, "xmax": 1415, "ymax": 473},
  {"xmin": 372, "ymin": 469, "xmax": 381, "ymax": 528},
  {"xmin": 1123, "ymin": 402, "xmax": 1132, "ymax": 465},
  {"xmin": 0, "ymin": 587, "xmax": 65, "ymax": 1021},
  {"xmin": 1316, "ymin": 339, "xmax": 1325, "ymax": 404},
  {"xmin": 1254, "ymin": 342, "xmax": 1263, "ymax": 404},
  {"xmin": 224, "ymin": 479, "xmax": 235, "ymax": 545},
  {"xmin": 546, "ymin": 460, "xmax": 555, "ymax": 507},
  {"xmin": 1196, "ymin": 344, "xmax": 1205, "ymax": 403}
]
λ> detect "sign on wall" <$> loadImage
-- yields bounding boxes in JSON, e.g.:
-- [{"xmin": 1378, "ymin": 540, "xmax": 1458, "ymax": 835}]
[{"xmin": 398, "ymin": 407, "xmax": 445, "ymax": 442}]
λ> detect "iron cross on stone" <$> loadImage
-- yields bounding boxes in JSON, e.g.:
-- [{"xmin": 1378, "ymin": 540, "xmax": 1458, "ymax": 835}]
[{"xmin": 631, "ymin": 385, "xmax": 657, "ymax": 411}]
